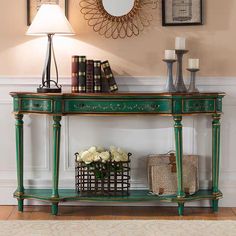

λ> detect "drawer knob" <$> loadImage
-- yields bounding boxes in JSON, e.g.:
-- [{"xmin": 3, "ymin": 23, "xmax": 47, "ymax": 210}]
[
  {"xmin": 33, "ymin": 103, "xmax": 41, "ymax": 108},
  {"xmin": 74, "ymin": 103, "xmax": 85, "ymax": 108},
  {"xmin": 151, "ymin": 104, "xmax": 160, "ymax": 109}
]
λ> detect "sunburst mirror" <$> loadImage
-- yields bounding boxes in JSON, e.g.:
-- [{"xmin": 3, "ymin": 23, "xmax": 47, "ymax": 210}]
[{"xmin": 79, "ymin": 0, "xmax": 158, "ymax": 39}]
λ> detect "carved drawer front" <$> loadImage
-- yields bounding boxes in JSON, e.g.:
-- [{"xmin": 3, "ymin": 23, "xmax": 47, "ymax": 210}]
[
  {"xmin": 183, "ymin": 99, "xmax": 216, "ymax": 113},
  {"xmin": 64, "ymin": 99, "xmax": 172, "ymax": 114},
  {"xmin": 20, "ymin": 99, "xmax": 53, "ymax": 113}
]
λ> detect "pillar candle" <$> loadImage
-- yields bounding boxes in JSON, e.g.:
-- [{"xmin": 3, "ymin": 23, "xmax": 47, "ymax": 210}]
[
  {"xmin": 175, "ymin": 37, "xmax": 186, "ymax": 50},
  {"xmin": 165, "ymin": 50, "xmax": 176, "ymax": 60},
  {"xmin": 188, "ymin": 59, "xmax": 200, "ymax": 69}
]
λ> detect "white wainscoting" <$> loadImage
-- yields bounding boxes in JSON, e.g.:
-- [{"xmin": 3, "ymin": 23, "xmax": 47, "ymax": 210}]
[{"xmin": 0, "ymin": 76, "xmax": 236, "ymax": 207}]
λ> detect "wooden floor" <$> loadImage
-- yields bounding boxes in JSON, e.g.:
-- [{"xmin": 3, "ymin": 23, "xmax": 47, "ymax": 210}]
[{"xmin": 1, "ymin": 206, "xmax": 236, "ymax": 220}]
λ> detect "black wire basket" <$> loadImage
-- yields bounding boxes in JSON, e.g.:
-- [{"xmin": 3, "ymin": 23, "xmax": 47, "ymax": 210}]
[{"xmin": 75, "ymin": 153, "xmax": 131, "ymax": 196}]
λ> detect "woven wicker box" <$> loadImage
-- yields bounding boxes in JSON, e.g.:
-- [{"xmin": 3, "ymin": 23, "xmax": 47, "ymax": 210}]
[{"xmin": 147, "ymin": 153, "xmax": 199, "ymax": 195}]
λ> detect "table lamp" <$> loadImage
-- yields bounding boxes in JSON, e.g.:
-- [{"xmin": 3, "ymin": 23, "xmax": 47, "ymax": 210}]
[{"xmin": 27, "ymin": 4, "xmax": 75, "ymax": 93}]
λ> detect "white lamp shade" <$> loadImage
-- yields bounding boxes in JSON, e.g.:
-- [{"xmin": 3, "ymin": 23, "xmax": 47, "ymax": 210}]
[{"xmin": 27, "ymin": 4, "xmax": 75, "ymax": 35}]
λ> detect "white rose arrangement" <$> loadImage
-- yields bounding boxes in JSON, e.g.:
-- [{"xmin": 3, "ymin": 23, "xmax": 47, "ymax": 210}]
[
  {"xmin": 75, "ymin": 146, "xmax": 130, "ymax": 164},
  {"xmin": 76, "ymin": 146, "xmax": 131, "ymax": 180}
]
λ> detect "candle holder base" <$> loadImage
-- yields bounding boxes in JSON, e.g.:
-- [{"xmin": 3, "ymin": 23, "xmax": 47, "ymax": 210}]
[
  {"xmin": 175, "ymin": 50, "xmax": 188, "ymax": 93},
  {"xmin": 163, "ymin": 59, "xmax": 177, "ymax": 93},
  {"xmin": 187, "ymin": 68, "xmax": 200, "ymax": 93}
]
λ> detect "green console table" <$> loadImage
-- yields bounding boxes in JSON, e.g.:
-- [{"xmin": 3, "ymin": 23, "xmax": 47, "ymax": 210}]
[{"xmin": 10, "ymin": 92, "xmax": 225, "ymax": 216}]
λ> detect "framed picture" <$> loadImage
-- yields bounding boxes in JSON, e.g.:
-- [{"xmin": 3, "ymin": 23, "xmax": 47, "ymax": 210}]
[
  {"xmin": 162, "ymin": 0, "xmax": 203, "ymax": 26},
  {"xmin": 27, "ymin": 0, "xmax": 68, "ymax": 26}
]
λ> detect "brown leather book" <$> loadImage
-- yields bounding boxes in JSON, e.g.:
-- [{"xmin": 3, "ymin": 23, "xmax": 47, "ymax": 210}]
[
  {"xmin": 71, "ymin": 55, "xmax": 86, "ymax": 93},
  {"xmin": 71, "ymin": 56, "xmax": 79, "ymax": 93},
  {"xmin": 101, "ymin": 72, "xmax": 110, "ymax": 92},
  {"xmin": 101, "ymin": 60, "xmax": 118, "ymax": 92},
  {"xmin": 78, "ymin": 56, "xmax": 86, "ymax": 93},
  {"xmin": 94, "ymin": 60, "xmax": 102, "ymax": 93},
  {"xmin": 86, "ymin": 60, "xmax": 94, "ymax": 93}
]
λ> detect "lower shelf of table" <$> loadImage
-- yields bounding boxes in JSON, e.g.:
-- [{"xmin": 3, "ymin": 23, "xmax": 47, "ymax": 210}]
[{"xmin": 14, "ymin": 189, "xmax": 223, "ymax": 203}]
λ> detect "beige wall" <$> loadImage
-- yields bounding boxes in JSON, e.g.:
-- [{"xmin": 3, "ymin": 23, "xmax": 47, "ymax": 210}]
[{"xmin": 0, "ymin": 0, "xmax": 236, "ymax": 77}]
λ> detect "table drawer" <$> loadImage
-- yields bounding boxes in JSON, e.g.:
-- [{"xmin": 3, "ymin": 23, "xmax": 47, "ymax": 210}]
[
  {"xmin": 20, "ymin": 99, "xmax": 53, "ymax": 113},
  {"xmin": 183, "ymin": 99, "xmax": 216, "ymax": 113},
  {"xmin": 64, "ymin": 99, "xmax": 172, "ymax": 114}
]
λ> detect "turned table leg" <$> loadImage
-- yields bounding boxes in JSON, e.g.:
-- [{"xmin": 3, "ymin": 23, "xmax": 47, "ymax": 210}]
[
  {"xmin": 51, "ymin": 116, "xmax": 62, "ymax": 215},
  {"xmin": 212, "ymin": 114, "xmax": 221, "ymax": 212},
  {"xmin": 15, "ymin": 114, "xmax": 24, "ymax": 212},
  {"xmin": 173, "ymin": 116, "xmax": 185, "ymax": 216}
]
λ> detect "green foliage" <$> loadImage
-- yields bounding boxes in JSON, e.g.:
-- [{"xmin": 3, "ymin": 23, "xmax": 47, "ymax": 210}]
[{"xmin": 86, "ymin": 161, "xmax": 124, "ymax": 180}]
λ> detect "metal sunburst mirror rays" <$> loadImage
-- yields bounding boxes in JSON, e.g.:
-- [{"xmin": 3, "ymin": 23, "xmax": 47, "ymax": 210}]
[{"xmin": 79, "ymin": 0, "xmax": 158, "ymax": 39}]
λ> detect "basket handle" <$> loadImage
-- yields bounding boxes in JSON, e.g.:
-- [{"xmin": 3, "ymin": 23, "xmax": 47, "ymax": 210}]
[
  {"xmin": 75, "ymin": 152, "xmax": 79, "ymax": 161},
  {"xmin": 165, "ymin": 150, "xmax": 176, "ymax": 155}
]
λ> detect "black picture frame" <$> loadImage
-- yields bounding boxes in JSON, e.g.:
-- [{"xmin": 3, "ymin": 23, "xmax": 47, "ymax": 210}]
[
  {"xmin": 162, "ymin": 0, "xmax": 203, "ymax": 26},
  {"xmin": 27, "ymin": 0, "xmax": 68, "ymax": 26}
]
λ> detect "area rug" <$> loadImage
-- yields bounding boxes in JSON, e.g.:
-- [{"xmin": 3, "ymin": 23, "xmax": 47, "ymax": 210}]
[{"xmin": 0, "ymin": 220, "xmax": 236, "ymax": 236}]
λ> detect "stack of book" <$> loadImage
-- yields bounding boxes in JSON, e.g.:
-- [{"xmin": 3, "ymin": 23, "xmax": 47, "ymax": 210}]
[{"xmin": 71, "ymin": 56, "xmax": 118, "ymax": 93}]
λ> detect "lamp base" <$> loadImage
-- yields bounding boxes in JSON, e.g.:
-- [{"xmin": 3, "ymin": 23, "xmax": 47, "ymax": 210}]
[
  {"xmin": 37, "ymin": 87, "xmax": 62, "ymax": 93},
  {"xmin": 37, "ymin": 34, "xmax": 62, "ymax": 94}
]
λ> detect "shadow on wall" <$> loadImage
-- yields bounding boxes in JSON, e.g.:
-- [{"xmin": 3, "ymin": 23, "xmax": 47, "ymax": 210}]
[{"xmin": 69, "ymin": 0, "xmax": 236, "ymax": 77}]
